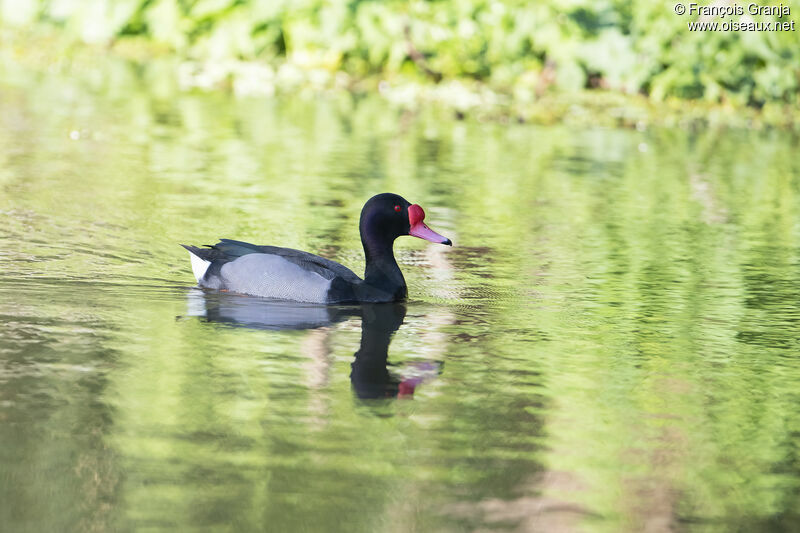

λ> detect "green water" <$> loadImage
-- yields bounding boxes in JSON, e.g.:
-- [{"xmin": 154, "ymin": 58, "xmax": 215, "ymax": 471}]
[{"xmin": 1, "ymin": 77, "xmax": 800, "ymax": 532}]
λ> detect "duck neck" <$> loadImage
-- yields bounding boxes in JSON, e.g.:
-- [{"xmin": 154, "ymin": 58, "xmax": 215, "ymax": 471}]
[{"xmin": 361, "ymin": 232, "xmax": 407, "ymax": 300}]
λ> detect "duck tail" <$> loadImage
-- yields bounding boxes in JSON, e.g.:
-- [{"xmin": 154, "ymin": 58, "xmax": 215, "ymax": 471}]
[{"xmin": 181, "ymin": 244, "xmax": 213, "ymax": 282}]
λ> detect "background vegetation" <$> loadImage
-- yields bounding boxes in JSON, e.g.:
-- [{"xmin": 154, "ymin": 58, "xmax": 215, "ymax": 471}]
[{"xmin": 2, "ymin": 0, "xmax": 800, "ymax": 124}]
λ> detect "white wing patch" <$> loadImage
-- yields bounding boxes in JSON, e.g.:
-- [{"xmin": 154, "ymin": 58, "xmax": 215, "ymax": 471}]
[
  {"xmin": 188, "ymin": 251, "xmax": 211, "ymax": 282},
  {"xmin": 217, "ymin": 253, "xmax": 333, "ymax": 303}
]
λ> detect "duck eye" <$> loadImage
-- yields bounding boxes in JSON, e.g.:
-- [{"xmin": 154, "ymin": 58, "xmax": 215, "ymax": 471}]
[{"xmin": 394, "ymin": 205, "xmax": 401, "ymax": 212}]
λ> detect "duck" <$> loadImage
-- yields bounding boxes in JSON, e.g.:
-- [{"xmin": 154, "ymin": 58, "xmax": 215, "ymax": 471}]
[{"xmin": 182, "ymin": 193, "xmax": 452, "ymax": 304}]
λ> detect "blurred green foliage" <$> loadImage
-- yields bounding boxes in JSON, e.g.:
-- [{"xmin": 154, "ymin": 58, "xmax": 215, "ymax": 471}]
[{"xmin": 2, "ymin": 0, "xmax": 799, "ymax": 107}]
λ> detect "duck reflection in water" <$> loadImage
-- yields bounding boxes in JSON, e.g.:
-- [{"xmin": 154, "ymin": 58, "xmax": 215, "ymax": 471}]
[{"xmin": 184, "ymin": 290, "xmax": 441, "ymax": 400}]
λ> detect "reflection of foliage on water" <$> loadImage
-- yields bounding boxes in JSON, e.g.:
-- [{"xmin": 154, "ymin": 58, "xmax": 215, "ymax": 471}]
[
  {"xmin": 2, "ymin": 0, "xmax": 799, "ymax": 124},
  {"xmin": 1, "ymin": 80, "xmax": 800, "ymax": 530}
]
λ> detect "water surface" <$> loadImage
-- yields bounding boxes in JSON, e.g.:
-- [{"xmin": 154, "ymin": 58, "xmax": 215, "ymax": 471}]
[{"xmin": 1, "ymin": 76, "xmax": 800, "ymax": 532}]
